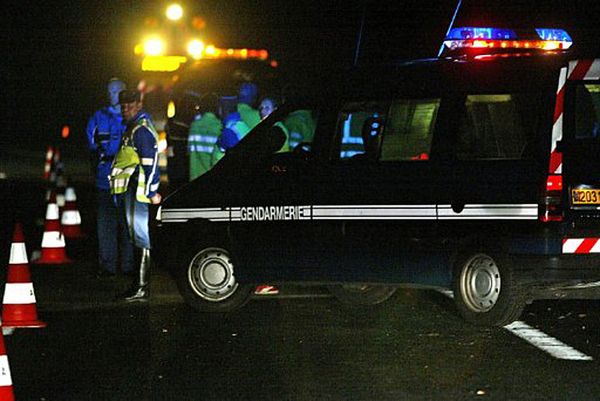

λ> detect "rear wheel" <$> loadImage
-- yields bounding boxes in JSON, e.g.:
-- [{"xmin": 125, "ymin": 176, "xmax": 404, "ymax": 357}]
[
  {"xmin": 453, "ymin": 253, "xmax": 525, "ymax": 326},
  {"xmin": 176, "ymin": 246, "xmax": 252, "ymax": 312},
  {"xmin": 328, "ymin": 284, "xmax": 396, "ymax": 306}
]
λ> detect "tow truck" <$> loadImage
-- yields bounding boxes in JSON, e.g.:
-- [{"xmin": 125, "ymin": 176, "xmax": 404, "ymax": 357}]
[
  {"xmin": 131, "ymin": 3, "xmax": 280, "ymax": 184},
  {"xmin": 155, "ymin": 26, "xmax": 600, "ymax": 326}
]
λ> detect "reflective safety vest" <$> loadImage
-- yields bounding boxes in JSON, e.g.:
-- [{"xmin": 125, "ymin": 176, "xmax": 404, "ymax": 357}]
[
  {"xmin": 274, "ymin": 121, "xmax": 290, "ymax": 153},
  {"xmin": 110, "ymin": 118, "xmax": 159, "ymax": 203},
  {"xmin": 188, "ymin": 112, "xmax": 223, "ymax": 180}
]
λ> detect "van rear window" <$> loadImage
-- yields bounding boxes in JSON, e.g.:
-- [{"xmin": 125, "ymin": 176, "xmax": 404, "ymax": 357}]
[
  {"xmin": 574, "ymin": 84, "xmax": 600, "ymax": 139},
  {"xmin": 456, "ymin": 93, "xmax": 543, "ymax": 160}
]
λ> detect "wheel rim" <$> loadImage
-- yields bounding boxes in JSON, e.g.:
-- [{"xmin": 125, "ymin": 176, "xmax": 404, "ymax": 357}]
[
  {"xmin": 187, "ymin": 248, "xmax": 239, "ymax": 302},
  {"xmin": 459, "ymin": 254, "xmax": 501, "ymax": 313}
]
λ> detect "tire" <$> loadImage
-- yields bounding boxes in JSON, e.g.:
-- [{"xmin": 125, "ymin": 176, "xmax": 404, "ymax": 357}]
[
  {"xmin": 328, "ymin": 284, "xmax": 397, "ymax": 306},
  {"xmin": 176, "ymin": 246, "xmax": 253, "ymax": 313},
  {"xmin": 453, "ymin": 252, "xmax": 525, "ymax": 327}
]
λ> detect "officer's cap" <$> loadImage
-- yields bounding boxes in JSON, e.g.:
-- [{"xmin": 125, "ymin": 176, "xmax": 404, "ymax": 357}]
[{"xmin": 119, "ymin": 90, "xmax": 141, "ymax": 104}]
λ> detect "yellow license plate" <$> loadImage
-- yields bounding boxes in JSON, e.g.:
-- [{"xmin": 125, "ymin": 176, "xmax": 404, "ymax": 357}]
[{"xmin": 571, "ymin": 189, "xmax": 600, "ymax": 204}]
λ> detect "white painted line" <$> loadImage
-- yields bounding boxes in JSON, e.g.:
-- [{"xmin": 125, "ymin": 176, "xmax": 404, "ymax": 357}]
[
  {"xmin": 437, "ymin": 290, "xmax": 593, "ymax": 361},
  {"xmin": 504, "ymin": 321, "xmax": 593, "ymax": 361}
]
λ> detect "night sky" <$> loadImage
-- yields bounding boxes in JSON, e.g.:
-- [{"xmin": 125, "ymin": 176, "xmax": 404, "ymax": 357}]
[{"xmin": 3, "ymin": 1, "xmax": 600, "ymax": 152}]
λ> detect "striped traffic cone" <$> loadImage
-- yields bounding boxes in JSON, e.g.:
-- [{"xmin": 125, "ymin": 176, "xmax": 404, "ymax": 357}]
[
  {"xmin": 55, "ymin": 175, "xmax": 67, "ymax": 213},
  {"xmin": 45, "ymin": 147, "xmax": 63, "ymax": 202},
  {"xmin": 0, "ymin": 318, "xmax": 15, "ymax": 401},
  {"xmin": 2, "ymin": 222, "xmax": 46, "ymax": 329},
  {"xmin": 32, "ymin": 198, "xmax": 72, "ymax": 264},
  {"xmin": 61, "ymin": 186, "xmax": 85, "ymax": 239},
  {"xmin": 43, "ymin": 145, "xmax": 54, "ymax": 181}
]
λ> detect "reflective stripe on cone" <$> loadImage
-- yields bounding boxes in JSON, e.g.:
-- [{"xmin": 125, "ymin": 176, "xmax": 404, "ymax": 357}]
[
  {"xmin": 61, "ymin": 187, "xmax": 86, "ymax": 239},
  {"xmin": 3, "ymin": 283, "xmax": 36, "ymax": 304},
  {"xmin": 8, "ymin": 243, "xmax": 27, "ymax": 265}
]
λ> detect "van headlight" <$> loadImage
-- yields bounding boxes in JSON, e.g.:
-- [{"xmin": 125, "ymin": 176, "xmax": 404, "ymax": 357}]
[{"xmin": 156, "ymin": 206, "xmax": 162, "ymax": 221}]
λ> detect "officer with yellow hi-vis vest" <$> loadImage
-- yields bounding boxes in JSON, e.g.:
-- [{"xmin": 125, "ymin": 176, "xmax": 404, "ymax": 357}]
[{"xmin": 110, "ymin": 89, "xmax": 162, "ymax": 302}]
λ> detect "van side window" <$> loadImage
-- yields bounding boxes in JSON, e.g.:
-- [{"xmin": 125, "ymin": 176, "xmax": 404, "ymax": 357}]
[
  {"xmin": 335, "ymin": 99, "xmax": 439, "ymax": 161},
  {"xmin": 337, "ymin": 102, "xmax": 388, "ymax": 159},
  {"xmin": 456, "ymin": 94, "xmax": 541, "ymax": 160},
  {"xmin": 380, "ymin": 99, "xmax": 439, "ymax": 161},
  {"xmin": 574, "ymin": 84, "xmax": 600, "ymax": 139}
]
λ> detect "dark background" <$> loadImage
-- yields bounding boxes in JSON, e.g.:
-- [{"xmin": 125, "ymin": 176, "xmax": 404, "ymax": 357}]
[{"xmin": 3, "ymin": 0, "xmax": 600, "ymax": 152}]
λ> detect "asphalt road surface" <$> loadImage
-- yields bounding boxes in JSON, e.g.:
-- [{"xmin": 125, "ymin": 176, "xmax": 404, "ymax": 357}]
[{"xmin": 1, "ymin": 157, "xmax": 600, "ymax": 400}]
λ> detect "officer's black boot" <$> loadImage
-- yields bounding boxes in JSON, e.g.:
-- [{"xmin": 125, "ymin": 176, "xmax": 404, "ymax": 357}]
[{"xmin": 122, "ymin": 248, "xmax": 151, "ymax": 302}]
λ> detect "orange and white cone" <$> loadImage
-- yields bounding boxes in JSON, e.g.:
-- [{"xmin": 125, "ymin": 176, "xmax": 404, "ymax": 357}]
[
  {"xmin": 254, "ymin": 285, "xmax": 279, "ymax": 295},
  {"xmin": 2, "ymin": 223, "xmax": 46, "ymax": 329},
  {"xmin": 32, "ymin": 200, "xmax": 72, "ymax": 264},
  {"xmin": 43, "ymin": 145, "xmax": 54, "ymax": 180},
  {"xmin": 0, "ymin": 318, "xmax": 15, "ymax": 401},
  {"xmin": 55, "ymin": 175, "xmax": 67, "ymax": 213},
  {"xmin": 61, "ymin": 186, "xmax": 85, "ymax": 239}
]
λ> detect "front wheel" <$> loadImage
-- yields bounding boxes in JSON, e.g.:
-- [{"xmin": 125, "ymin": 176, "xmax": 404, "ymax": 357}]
[
  {"xmin": 328, "ymin": 284, "xmax": 397, "ymax": 306},
  {"xmin": 453, "ymin": 253, "xmax": 525, "ymax": 327},
  {"xmin": 176, "ymin": 246, "xmax": 252, "ymax": 312}
]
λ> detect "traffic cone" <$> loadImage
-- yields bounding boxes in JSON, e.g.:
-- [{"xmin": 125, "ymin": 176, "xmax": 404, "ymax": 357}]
[
  {"xmin": 45, "ymin": 147, "xmax": 63, "ymax": 202},
  {"xmin": 32, "ymin": 198, "xmax": 72, "ymax": 264},
  {"xmin": 254, "ymin": 285, "xmax": 279, "ymax": 295},
  {"xmin": 43, "ymin": 145, "xmax": 54, "ymax": 180},
  {"xmin": 55, "ymin": 175, "xmax": 67, "ymax": 213},
  {"xmin": 2, "ymin": 223, "xmax": 47, "ymax": 329},
  {"xmin": 61, "ymin": 186, "xmax": 85, "ymax": 239},
  {"xmin": 0, "ymin": 319, "xmax": 15, "ymax": 401}
]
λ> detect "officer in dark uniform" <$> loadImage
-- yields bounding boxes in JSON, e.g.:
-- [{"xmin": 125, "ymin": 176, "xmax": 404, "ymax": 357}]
[{"xmin": 86, "ymin": 78, "xmax": 134, "ymax": 277}]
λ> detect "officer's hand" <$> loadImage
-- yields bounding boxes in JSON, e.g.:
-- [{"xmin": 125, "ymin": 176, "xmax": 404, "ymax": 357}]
[{"xmin": 150, "ymin": 193, "xmax": 162, "ymax": 205}]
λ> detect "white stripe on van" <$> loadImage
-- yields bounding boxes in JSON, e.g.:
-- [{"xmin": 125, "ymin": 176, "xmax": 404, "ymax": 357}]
[{"xmin": 160, "ymin": 204, "xmax": 539, "ymax": 223}]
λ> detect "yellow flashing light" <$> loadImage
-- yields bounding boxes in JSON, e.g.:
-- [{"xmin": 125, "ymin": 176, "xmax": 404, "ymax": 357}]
[
  {"xmin": 142, "ymin": 56, "xmax": 187, "ymax": 72},
  {"xmin": 166, "ymin": 4, "xmax": 183, "ymax": 21},
  {"xmin": 205, "ymin": 44, "xmax": 217, "ymax": 56},
  {"xmin": 187, "ymin": 39, "xmax": 205, "ymax": 60},
  {"xmin": 143, "ymin": 37, "xmax": 165, "ymax": 56}
]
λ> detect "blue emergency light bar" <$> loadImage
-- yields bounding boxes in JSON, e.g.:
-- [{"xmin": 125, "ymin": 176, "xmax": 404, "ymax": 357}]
[
  {"xmin": 535, "ymin": 28, "xmax": 572, "ymax": 42},
  {"xmin": 443, "ymin": 27, "xmax": 573, "ymax": 53},
  {"xmin": 446, "ymin": 27, "xmax": 517, "ymax": 41}
]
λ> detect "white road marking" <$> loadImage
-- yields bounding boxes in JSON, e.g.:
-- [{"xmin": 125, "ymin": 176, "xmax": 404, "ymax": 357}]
[
  {"xmin": 504, "ymin": 321, "xmax": 593, "ymax": 361},
  {"xmin": 437, "ymin": 290, "xmax": 593, "ymax": 361}
]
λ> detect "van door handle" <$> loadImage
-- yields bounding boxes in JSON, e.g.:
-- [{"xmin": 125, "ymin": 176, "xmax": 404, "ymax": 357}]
[{"xmin": 451, "ymin": 202, "xmax": 465, "ymax": 214}]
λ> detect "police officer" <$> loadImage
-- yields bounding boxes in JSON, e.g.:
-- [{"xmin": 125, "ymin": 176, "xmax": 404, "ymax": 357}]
[
  {"xmin": 110, "ymin": 89, "xmax": 161, "ymax": 302},
  {"xmin": 236, "ymin": 82, "xmax": 261, "ymax": 129},
  {"xmin": 86, "ymin": 78, "xmax": 134, "ymax": 278},
  {"xmin": 188, "ymin": 94, "xmax": 223, "ymax": 180},
  {"xmin": 259, "ymin": 96, "xmax": 290, "ymax": 152}
]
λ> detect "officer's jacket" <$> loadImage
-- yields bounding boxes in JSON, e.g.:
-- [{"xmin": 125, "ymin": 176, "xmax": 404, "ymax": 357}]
[
  {"xmin": 110, "ymin": 111, "xmax": 160, "ymax": 202},
  {"xmin": 86, "ymin": 106, "xmax": 125, "ymax": 190}
]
